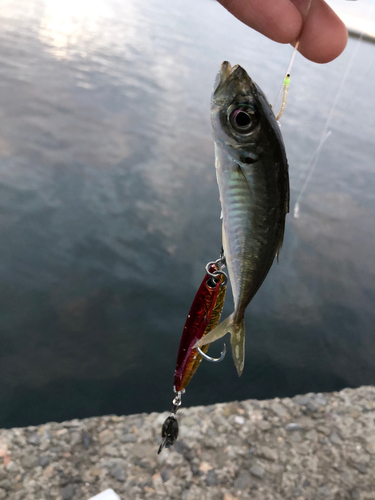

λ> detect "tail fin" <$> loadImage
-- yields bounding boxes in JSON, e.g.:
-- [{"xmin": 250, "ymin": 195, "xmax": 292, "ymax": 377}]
[{"xmin": 195, "ymin": 313, "xmax": 245, "ymax": 376}]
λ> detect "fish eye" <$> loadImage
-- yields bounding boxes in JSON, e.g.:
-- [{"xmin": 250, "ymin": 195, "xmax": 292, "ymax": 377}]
[{"xmin": 228, "ymin": 106, "xmax": 255, "ymax": 134}]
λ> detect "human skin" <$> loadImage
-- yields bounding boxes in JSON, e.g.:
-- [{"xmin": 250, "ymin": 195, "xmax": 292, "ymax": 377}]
[{"xmin": 217, "ymin": 0, "xmax": 348, "ymax": 63}]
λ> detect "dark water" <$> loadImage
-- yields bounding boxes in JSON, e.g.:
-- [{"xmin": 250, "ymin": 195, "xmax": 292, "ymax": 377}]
[{"xmin": 0, "ymin": 0, "xmax": 374, "ymax": 428}]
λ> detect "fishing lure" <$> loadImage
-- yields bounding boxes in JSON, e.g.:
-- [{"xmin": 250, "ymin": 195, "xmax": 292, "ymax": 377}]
[{"xmin": 158, "ymin": 253, "xmax": 227, "ymax": 453}]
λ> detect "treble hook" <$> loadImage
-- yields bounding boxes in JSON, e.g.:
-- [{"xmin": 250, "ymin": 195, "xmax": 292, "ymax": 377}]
[{"xmin": 196, "ymin": 343, "xmax": 226, "ymax": 363}]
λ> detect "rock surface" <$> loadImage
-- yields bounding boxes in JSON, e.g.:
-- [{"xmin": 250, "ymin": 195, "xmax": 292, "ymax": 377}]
[{"xmin": 0, "ymin": 386, "xmax": 375, "ymax": 499}]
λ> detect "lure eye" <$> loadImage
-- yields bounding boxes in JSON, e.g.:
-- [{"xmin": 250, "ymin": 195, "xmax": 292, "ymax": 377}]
[{"xmin": 229, "ymin": 107, "xmax": 255, "ymax": 134}]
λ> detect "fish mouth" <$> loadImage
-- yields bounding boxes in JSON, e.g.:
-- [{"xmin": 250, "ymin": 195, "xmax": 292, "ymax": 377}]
[
  {"xmin": 220, "ymin": 61, "xmax": 247, "ymax": 81},
  {"xmin": 219, "ymin": 61, "xmax": 233, "ymax": 82},
  {"xmin": 213, "ymin": 61, "xmax": 252, "ymax": 95}
]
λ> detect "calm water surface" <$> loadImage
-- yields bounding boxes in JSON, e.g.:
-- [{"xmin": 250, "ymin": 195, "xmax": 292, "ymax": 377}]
[{"xmin": 0, "ymin": 0, "xmax": 374, "ymax": 428}]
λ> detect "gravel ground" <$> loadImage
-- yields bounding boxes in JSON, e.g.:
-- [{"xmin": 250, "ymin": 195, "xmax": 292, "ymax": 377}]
[{"xmin": 1, "ymin": 386, "xmax": 375, "ymax": 500}]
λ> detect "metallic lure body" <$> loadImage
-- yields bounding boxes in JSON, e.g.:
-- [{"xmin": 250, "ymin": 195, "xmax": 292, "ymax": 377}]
[
  {"xmin": 196, "ymin": 62, "xmax": 289, "ymax": 376},
  {"xmin": 174, "ymin": 265, "xmax": 227, "ymax": 392}
]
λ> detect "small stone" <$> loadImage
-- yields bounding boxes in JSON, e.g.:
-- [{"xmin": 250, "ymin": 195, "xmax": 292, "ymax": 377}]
[
  {"xmin": 250, "ymin": 465, "xmax": 264, "ymax": 479},
  {"xmin": 70, "ymin": 432, "xmax": 81, "ymax": 446},
  {"xmin": 293, "ymin": 395, "xmax": 310, "ymax": 406},
  {"xmin": 0, "ymin": 488, "xmax": 6, "ymax": 499},
  {"xmin": 257, "ymin": 421, "xmax": 271, "ymax": 431},
  {"xmin": 60, "ymin": 428, "xmax": 75, "ymax": 440},
  {"xmin": 351, "ymin": 462, "xmax": 367, "ymax": 474},
  {"xmin": 258, "ymin": 446, "xmax": 278, "ymax": 461},
  {"xmin": 293, "ymin": 442, "xmax": 310, "ymax": 455},
  {"xmin": 317, "ymin": 425, "xmax": 330, "ymax": 435},
  {"xmin": 294, "ymin": 395, "xmax": 310, "ymax": 406},
  {"xmin": 0, "ymin": 469, "xmax": 6, "ymax": 481},
  {"xmin": 285, "ymin": 423, "xmax": 303, "ymax": 432},
  {"xmin": 5, "ymin": 461, "xmax": 17, "ymax": 473},
  {"xmin": 349, "ymin": 408, "xmax": 360, "ymax": 418},
  {"xmin": 99, "ymin": 429, "xmax": 114, "ymax": 445},
  {"xmin": 109, "ymin": 463, "xmax": 127, "ymax": 482},
  {"xmin": 0, "ymin": 480, "xmax": 10, "ymax": 491},
  {"xmin": 143, "ymin": 486, "xmax": 154, "ymax": 494},
  {"xmin": 222, "ymin": 403, "xmax": 240, "ymax": 417},
  {"xmin": 330, "ymin": 432, "xmax": 343, "ymax": 445},
  {"xmin": 317, "ymin": 486, "xmax": 331, "ymax": 497},
  {"xmin": 27, "ymin": 434, "xmax": 41, "ymax": 446},
  {"xmin": 111, "ymin": 416, "xmax": 123, "ymax": 423},
  {"xmin": 40, "ymin": 440, "xmax": 50, "ymax": 451},
  {"xmin": 121, "ymin": 433, "xmax": 137, "ymax": 443},
  {"xmin": 42, "ymin": 465, "xmax": 55, "ymax": 478},
  {"xmin": 132, "ymin": 443, "xmax": 150, "ymax": 459},
  {"xmin": 206, "ymin": 470, "xmax": 217, "ymax": 486},
  {"xmin": 234, "ymin": 470, "xmax": 251, "ymax": 489},
  {"xmin": 13, "ymin": 435, "xmax": 26, "ymax": 448},
  {"xmin": 22, "ymin": 455, "xmax": 37, "ymax": 469},
  {"xmin": 61, "ymin": 484, "xmax": 75, "ymax": 500},
  {"xmin": 199, "ymin": 462, "xmax": 213, "ymax": 473},
  {"xmin": 303, "ymin": 479, "xmax": 311, "ymax": 487},
  {"xmin": 180, "ymin": 416, "xmax": 197, "ymax": 427},
  {"xmin": 291, "ymin": 432, "xmax": 302, "ymax": 443},
  {"xmin": 271, "ymin": 402, "xmax": 286, "ymax": 418},
  {"xmin": 315, "ymin": 395, "xmax": 327, "ymax": 406},
  {"xmin": 82, "ymin": 432, "xmax": 91, "ymax": 449},
  {"xmin": 234, "ymin": 416, "xmax": 245, "ymax": 425},
  {"xmin": 38, "ymin": 456, "xmax": 50, "ymax": 468},
  {"xmin": 152, "ymin": 472, "xmax": 166, "ymax": 494},
  {"xmin": 161, "ymin": 469, "xmax": 171, "ymax": 482},
  {"xmin": 91, "ymin": 467, "xmax": 101, "ymax": 477},
  {"xmin": 306, "ymin": 401, "xmax": 318, "ymax": 412},
  {"xmin": 173, "ymin": 441, "xmax": 187, "ymax": 456},
  {"xmin": 305, "ymin": 429, "xmax": 318, "ymax": 441},
  {"xmin": 350, "ymin": 488, "xmax": 360, "ymax": 500},
  {"xmin": 298, "ymin": 416, "xmax": 315, "ymax": 429}
]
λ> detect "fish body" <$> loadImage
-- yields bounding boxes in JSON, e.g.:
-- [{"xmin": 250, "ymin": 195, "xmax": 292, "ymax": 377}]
[{"xmin": 196, "ymin": 62, "xmax": 289, "ymax": 376}]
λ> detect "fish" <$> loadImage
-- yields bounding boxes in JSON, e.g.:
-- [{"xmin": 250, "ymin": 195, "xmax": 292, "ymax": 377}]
[{"xmin": 195, "ymin": 61, "xmax": 289, "ymax": 376}]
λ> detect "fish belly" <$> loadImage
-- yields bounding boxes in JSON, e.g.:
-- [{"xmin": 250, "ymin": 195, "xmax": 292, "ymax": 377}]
[{"xmin": 216, "ymin": 145, "xmax": 281, "ymax": 318}]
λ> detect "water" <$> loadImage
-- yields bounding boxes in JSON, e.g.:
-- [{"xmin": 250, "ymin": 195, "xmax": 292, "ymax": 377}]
[{"xmin": 0, "ymin": 0, "xmax": 374, "ymax": 428}]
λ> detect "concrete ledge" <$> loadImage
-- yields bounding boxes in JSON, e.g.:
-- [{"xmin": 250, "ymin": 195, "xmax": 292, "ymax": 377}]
[{"xmin": 1, "ymin": 386, "xmax": 375, "ymax": 499}]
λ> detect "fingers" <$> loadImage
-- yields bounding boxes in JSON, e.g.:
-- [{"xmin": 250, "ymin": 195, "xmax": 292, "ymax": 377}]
[
  {"xmin": 293, "ymin": 0, "xmax": 348, "ymax": 63},
  {"xmin": 217, "ymin": 0, "xmax": 348, "ymax": 63},
  {"xmin": 218, "ymin": 0, "xmax": 303, "ymax": 44}
]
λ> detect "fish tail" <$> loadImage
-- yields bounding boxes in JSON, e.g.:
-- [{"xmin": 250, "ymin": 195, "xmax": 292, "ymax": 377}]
[{"xmin": 195, "ymin": 313, "xmax": 245, "ymax": 377}]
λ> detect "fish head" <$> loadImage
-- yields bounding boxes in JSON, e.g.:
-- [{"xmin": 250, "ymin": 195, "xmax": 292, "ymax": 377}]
[{"xmin": 211, "ymin": 61, "xmax": 280, "ymax": 164}]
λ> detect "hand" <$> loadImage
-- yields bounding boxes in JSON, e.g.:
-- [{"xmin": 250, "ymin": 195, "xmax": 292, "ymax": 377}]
[{"xmin": 218, "ymin": 0, "xmax": 348, "ymax": 63}]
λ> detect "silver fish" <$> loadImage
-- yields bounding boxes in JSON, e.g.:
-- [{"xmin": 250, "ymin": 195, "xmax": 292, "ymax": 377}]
[{"xmin": 196, "ymin": 62, "xmax": 289, "ymax": 376}]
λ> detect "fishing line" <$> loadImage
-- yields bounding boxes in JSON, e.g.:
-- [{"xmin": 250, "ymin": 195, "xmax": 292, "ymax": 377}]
[
  {"xmin": 293, "ymin": 131, "xmax": 331, "ymax": 218},
  {"xmin": 273, "ymin": 0, "xmax": 313, "ymax": 117},
  {"xmin": 293, "ymin": 2, "xmax": 373, "ymax": 218},
  {"xmin": 274, "ymin": 42, "xmax": 299, "ymax": 115}
]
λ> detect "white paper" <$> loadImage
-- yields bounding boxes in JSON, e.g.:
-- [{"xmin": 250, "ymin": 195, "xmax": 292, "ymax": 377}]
[{"xmin": 88, "ymin": 489, "xmax": 121, "ymax": 500}]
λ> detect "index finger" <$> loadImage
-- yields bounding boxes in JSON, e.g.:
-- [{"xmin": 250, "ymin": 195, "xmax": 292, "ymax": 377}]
[{"xmin": 218, "ymin": 0, "xmax": 348, "ymax": 63}]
